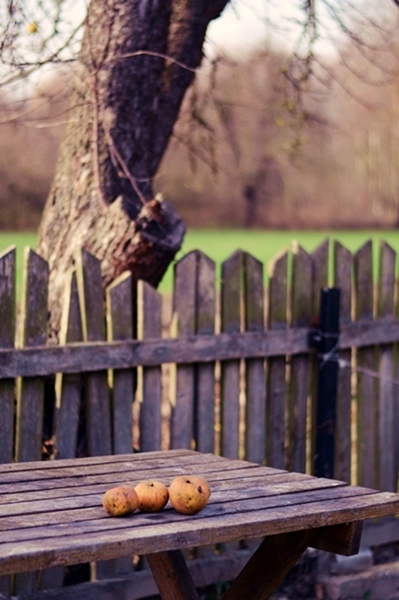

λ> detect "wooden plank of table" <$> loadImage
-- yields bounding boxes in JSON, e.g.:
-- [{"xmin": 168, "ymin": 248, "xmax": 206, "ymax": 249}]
[
  {"xmin": 1, "ymin": 484, "xmax": 399, "ymax": 577},
  {"xmin": 0, "ymin": 448, "xmax": 197, "ymax": 472},
  {"xmin": 0, "ymin": 470, "xmax": 312, "ymax": 506},
  {"xmin": 0, "ymin": 476, "xmax": 349, "ymax": 523},
  {"xmin": 1, "ymin": 453, "xmax": 399, "ymax": 574}
]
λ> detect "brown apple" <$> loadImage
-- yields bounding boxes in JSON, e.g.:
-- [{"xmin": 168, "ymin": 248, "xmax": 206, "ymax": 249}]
[
  {"xmin": 169, "ymin": 475, "xmax": 211, "ymax": 515},
  {"xmin": 102, "ymin": 485, "xmax": 139, "ymax": 517},
  {"xmin": 134, "ymin": 480, "xmax": 169, "ymax": 512}
]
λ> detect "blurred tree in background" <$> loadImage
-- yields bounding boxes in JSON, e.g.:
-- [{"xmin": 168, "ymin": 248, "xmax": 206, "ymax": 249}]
[{"xmin": 1, "ymin": 0, "xmax": 399, "ymax": 333}]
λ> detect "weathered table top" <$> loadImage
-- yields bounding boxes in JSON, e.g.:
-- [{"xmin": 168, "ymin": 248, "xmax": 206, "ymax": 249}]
[{"xmin": 1, "ymin": 449, "xmax": 399, "ymax": 577}]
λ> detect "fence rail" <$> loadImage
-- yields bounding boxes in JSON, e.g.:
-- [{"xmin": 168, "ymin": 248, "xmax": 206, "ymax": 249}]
[{"xmin": 1, "ymin": 237, "xmax": 399, "ymax": 598}]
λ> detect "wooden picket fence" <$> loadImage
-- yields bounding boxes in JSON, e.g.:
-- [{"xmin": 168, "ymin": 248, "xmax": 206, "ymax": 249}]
[{"xmin": 1, "ymin": 237, "xmax": 399, "ymax": 598}]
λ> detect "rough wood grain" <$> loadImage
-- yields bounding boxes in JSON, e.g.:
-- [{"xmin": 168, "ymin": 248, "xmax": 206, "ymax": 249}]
[
  {"xmin": 55, "ymin": 270, "xmax": 83, "ymax": 459},
  {"xmin": 244, "ymin": 253, "xmax": 266, "ymax": 465},
  {"xmin": 354, "ymin": 241, "xmax": 377, "ymax": 488},
  {"xmin": 288, "ymin": 244, "xmax": 312, "ymax": 473},
  {"xmin": 5, "ymin": 318, "xmax": 399, "ymax": 380},
  {"xmin": 106, "ymin": 271, "xmax": 135, "ymax": 454},
  {"xmin": 138, "ymin": 280, "xmax": 163, "ymax": 452},
  {"xmin": 267, "ymin": 250, "xmax": 288, "ymax": 469},
  {"xmin": 312, "ymin": 520, "xmax": 363, "ymax": 556},
  {"xmin": 0, "ymin": 246, "xmax": 16, "ymax": 465},
  {"xmin": 0, "ymin": 248, "xmax": 14, "ymax": 600},
  {"xmin": 76, "ymin": 249, "xmax": 111, "ymax": 456},
  {"xmin": 220, "ymin": 251, "xmax": 243, "ymax": 460},
  {"xmin": 311, "ymin": 239, "xmax": 329, "ymax": 318},
  {"xmin": 376, "ymin": 241, "xmax": 396, "ymax": 491},
  {"xmin": 1, "ymin": 451, "xmax": 399, "ymax": 580},
  {"xmin": 171, "ymin": 251, "xmax": 197, "ymax": 449},
  {"xmin": 14, "ymin": 249, "xmax": 49, "ymax": 596},
  {"xmin": 15, "ymin": 248, "xmax": 48, "ymax": 463},
  {"xmin": 195, "ymin": 252, "xmax": 216, "ymax": 455}
]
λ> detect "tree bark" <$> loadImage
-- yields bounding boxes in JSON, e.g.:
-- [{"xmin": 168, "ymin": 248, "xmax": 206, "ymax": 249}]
[{"xmin": 37, "ymin": 0, "xmax": 229, "ymax": 338}]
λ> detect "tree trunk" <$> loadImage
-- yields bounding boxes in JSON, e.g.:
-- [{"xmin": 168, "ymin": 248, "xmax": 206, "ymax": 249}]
[{"xmin": 37, "ymin": 0, "xmax": 229, "ymax": 338}]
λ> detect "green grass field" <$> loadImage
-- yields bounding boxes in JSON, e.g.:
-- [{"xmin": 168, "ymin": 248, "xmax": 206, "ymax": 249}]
[{"xmin": 1, "ymin": 229, "xmax": 399, "ymax": 293}]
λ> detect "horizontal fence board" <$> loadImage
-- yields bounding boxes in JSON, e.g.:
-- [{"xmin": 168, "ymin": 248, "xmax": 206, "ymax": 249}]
[{"xmin": 3, "ymin": 319, "xmax": 399, "ymax": 378}]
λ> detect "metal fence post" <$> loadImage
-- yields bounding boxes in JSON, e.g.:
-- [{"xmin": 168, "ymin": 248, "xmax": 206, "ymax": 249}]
[{"xmin": 312, "ymin": 287, "xmax": 341, "ymax": 478}]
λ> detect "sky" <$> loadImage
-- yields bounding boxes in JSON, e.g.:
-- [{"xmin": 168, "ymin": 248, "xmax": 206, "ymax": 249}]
[
  {"xmin": 206, "ymin": 0, "xmax": 340, "ymax": 61},
  {"xmin": 206, "ymin": 0, "xmax": 271, "ymax": 59}
]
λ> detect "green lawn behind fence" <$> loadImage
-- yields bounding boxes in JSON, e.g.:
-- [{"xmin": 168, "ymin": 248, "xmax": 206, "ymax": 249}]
[{"xmin": 1, "ymin": 229, "xmax": 399, "ymax": 294}]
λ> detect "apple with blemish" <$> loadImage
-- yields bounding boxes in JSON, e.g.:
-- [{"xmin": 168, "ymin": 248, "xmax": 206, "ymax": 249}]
[
  {"xmin": 102, "ymin": 485, "xmax": 139, "ymax": 517},
  {"xmin": 134, "ymin": 480, "xmax": 169, "ymax": 512},
  {"xmin": 169, "ymin": 475, "xmax": 211, "ymax": 515}
]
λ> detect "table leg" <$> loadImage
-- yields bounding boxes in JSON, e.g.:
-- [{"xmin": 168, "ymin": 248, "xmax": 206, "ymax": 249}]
[
  {"xmin": 221, "ymin": 529, "xmax": 317, "ymax": 600},
  {"xmin": 146, "ymin": 549, "xmax": 200, "ymax": 600}
]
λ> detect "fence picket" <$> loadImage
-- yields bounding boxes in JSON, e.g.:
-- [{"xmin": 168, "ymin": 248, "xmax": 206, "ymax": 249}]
[
  {"xmin": 15, "ymin": 248, "xmax": 48, "ymax": 463},
  {"xmin": 267, "ymin": 250, "xmax": 288, "ymax": 469},
  {"xmin": 311, "ymin": 239, "xmax": 329, "ymax": 317},
  {"xmin": 106, "ymin": 272, "xmax": 135, "ymax": 454},
  {"xmin": 138, "ymin": 280, "xmax": 163, "ymax": 452},
  {"xmin": 54, "ymin": 270, "xmax": 83, "ymax": 459},
  {"xmin": 0, "ymin": 247, "xmax": 16, "ymax": 596},
  {"xmin": 14, "ymin": 249, "xmax": 48, "ymax": 595},
  {"xmin": 0, "ymin": 247, "xmax": 16, "ymax": 465},
  {"xmin": 244, "ymin": 253, "xmax": 266, "ymax": 465},
  {"xmin": 195, "ymin": 253, "xmax": 216, "ymax": 454},
  {"xmin": 76, "ymin": 249, "xmax": 111, "ymax": 456},
  {"xmin": 171, "ymin": 252, "xmax": 198, "ymax": 449},
  {"xmin": 377, "ymin": 241, "xmax": 396, "ymax": 491},
  {"xmin": 288, "ymin": 243, "xmax": 312, "ymax": 473},
  {"xmin": 193, "ymin": 253, "xmax": 216, "ymax": 560},
  {"xmin": 171, "ymin": 251, "xmax": 216, "ymax": 452},
  {"xmin": 333, "ymin": 241, "xmax": 353, "ymax": 483},
  {"xmin": 220, "ymin": 251, "xmax": 243, "ymax": 460},
  {"xmin": 354, "ymin": 241, "xmax": 377, "ymax": 488}
]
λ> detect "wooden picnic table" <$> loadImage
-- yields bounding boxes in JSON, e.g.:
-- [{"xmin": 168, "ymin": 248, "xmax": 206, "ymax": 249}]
[{"xmin": 1, "ymin": 449, "xmax": 399, "ymax": 599}]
